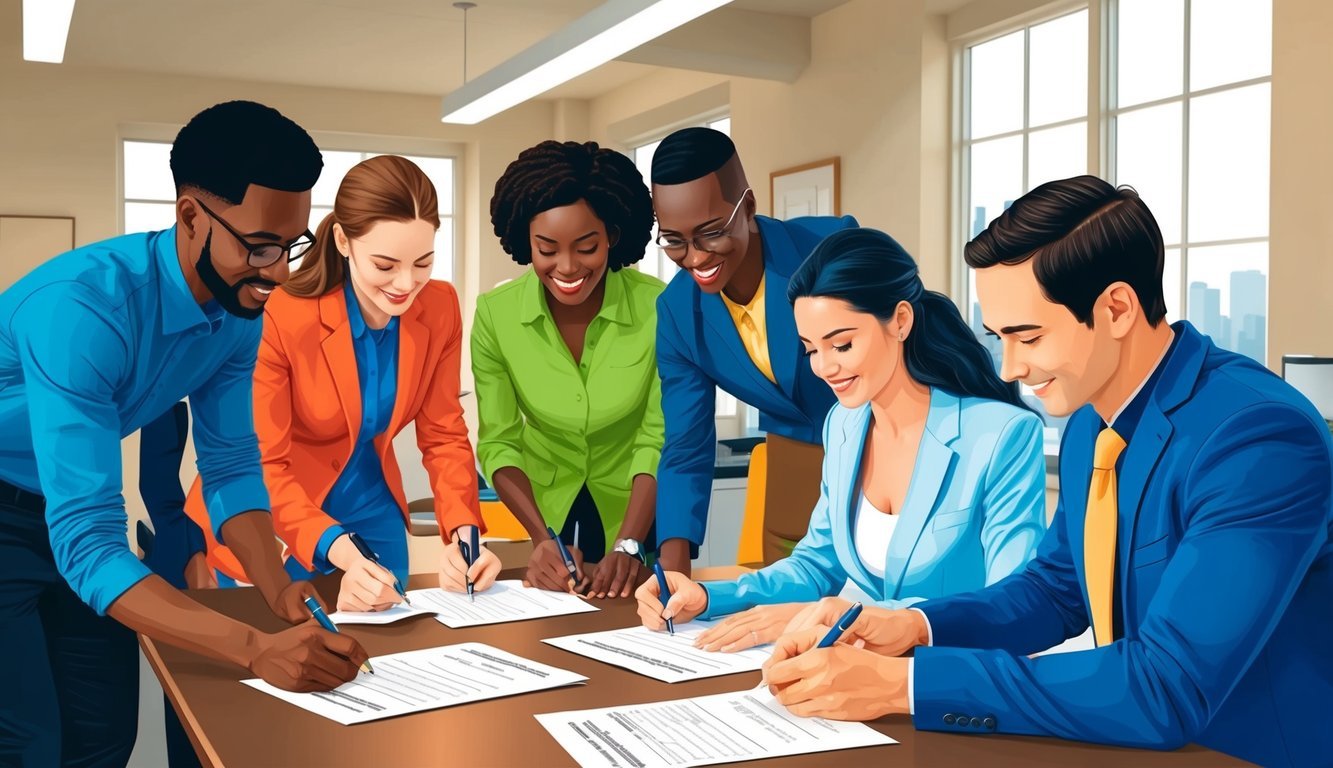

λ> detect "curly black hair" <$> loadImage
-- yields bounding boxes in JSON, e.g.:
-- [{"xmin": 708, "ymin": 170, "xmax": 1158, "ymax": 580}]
[{"xmin": 490, "ymin": 140, "xmax": 654, "ymax": 271}]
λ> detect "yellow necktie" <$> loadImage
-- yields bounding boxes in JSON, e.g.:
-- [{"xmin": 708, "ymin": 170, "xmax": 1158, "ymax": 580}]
[{"xmin": 1085, "ymin": 427, "xmax": 1127, "ymax": 647}]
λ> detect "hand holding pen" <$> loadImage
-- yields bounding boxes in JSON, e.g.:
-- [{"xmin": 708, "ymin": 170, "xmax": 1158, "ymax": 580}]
[
  {"xmin": 348, "ymin": 532, "xmax": 410, "ymax": 605},
  {"xmin": 303, "ymin": 595, "xmax": 374, "ymax": 675},
  {"xmin": 459, "ymin": 525, "xmax": 480, "ymax": 602}
]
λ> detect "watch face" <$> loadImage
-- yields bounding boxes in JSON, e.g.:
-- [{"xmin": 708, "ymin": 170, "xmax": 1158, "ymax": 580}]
[{"xmin": 617, "ymin": 538, "xmax": 641, "ymax": 556}]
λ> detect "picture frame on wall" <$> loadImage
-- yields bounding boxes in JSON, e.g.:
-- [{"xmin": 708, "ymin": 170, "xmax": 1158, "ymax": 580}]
[
  {"xmin": 769, "ymin": 157, "xmax": 840, "ymax": 220},
  {"xmin": 0, "ymin": 215, "xmax": 75, "ymax": 291}
]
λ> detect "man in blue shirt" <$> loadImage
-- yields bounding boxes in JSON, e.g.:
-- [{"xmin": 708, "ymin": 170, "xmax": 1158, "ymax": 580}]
[
  {"xmin": 650, "ymin": 128, "xmax": 856, "ymax": 573},
  {"xmin": 0, "ymin": 101, "xmax": 369, "ymax": 766}
]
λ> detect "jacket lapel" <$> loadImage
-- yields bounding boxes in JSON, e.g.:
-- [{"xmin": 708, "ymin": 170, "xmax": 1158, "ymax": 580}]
[
  {"xmin": 884, "ymin": 390, "xmax": 960, "ymax": 596},
  {"xmin": 387, "ymin": 299, "xmax": 429, "ymax": 436},
  {"xmin": 757, "ymin": 219, "xmax": 801, "ymax": 400},
  {"xmin": 319, "ymin": 289, "xmax": 362, "ymax": 443},
  {"xmin": 834, "ymin": 405, "xmax": 877, "ymax": 589}
]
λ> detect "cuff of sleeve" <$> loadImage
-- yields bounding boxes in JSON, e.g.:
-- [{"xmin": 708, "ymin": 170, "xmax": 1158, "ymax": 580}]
[
  {"xmin": 698, "ymin": 580, "xmax": 746, "ymax": 620},
  {"xmin": 910, "ymin": 606, "xmax": 934, "ymax": 646},
  {"xmin": 88, "ymin": 555, "xmax": 154, "ymax": 616},
  {"xmin": 313, "ymin": 525, "xmax": 347, "ymax": 573},
  {"xmin": 628, "ymin": 447, "xmax": 661, "ymax": 481},
  {"xmin": 204, "ymin": 479, "xmax": 270, "ymax": 544},
  {"xmin": 907, "ymin": 658, "xmax": 916, "ymax": 716}
]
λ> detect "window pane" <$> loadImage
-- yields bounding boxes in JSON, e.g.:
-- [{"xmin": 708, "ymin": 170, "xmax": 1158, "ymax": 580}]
[
  {"xmin": 1163, "ymin": 246, "xmax": 1183, "ymax": 323},
  {"xmin": 1117, "ymin": 0, "xmax": 1184, "ymax": 108},
  {"xmin": 312, "ymin": 150, "xmax": 363, "ymax": 207},
  {"xmin": 1027, "ymin": 121, "xmax": 1087, "ymax": 190},
  {"xmin": 968, "ymin": 135, "xmax": 1023, "ymax": 239},
  {"xmin": 123, "ymin": 141, "xmax": 176, "ymax": 201},
  {"xmin": 1028, "ymin": 11, "xmax": 1088, "ymax": 127},
  {"xmin": 1116, "ymin": 102, "xmax": 1183, "ymax": 245},
  {"xmin": 1185, "ymin": 242, "xmax": 1267, "ymax": 362},
  {"xmin": 969, "ymin": 30, "xmax": 1025, "ymax": 139},
  {"xmin": 1188, "ymin": 83, "xmax": 1270, "ymax": 242},
  {"xmin": 308, "ymin": 205, "xmax": 333, "ymax": 238},
  {"xmin": 716, "ymin": 388, "xmax": 738, "ymax": 417},
  {"xmin": 1190, "ymin": 0, "xmax": 1271, "ymax": 91},
  {"xmin": 708, "ymin": 117, "xmax": 731, "ymax": 136},
  {"xmin": 124, "ymin": 202, "xmax": 176, "ymax": 234},
  {"xmin": 404, "ymin": 154, "xmax": 455, "ymax": 216},
  {"xmin": 433, "ymin": 217, "xmax": 454, "ymax": 283}
]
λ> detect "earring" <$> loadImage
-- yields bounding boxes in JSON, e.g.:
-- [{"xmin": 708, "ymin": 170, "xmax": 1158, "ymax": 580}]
[{"xmin": 899, "ymin": 332, "xmax": 905, "ymax": 342}]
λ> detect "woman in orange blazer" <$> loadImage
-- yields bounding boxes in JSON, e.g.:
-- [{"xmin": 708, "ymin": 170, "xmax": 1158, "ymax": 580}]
[{"xmin": 186, "ymin": 155, "xmax": 500, "ymax": 610}]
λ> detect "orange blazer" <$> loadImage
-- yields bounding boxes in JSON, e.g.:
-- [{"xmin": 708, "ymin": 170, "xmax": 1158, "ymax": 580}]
[{"xmin": 184, "ymin": 280, "xmax": 482, "ymax": 580}]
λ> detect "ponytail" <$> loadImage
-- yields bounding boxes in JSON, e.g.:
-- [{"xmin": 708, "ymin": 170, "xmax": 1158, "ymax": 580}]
[{"xmin": 284, "ymin": 212, "xmax": 345, "ymax": 298}]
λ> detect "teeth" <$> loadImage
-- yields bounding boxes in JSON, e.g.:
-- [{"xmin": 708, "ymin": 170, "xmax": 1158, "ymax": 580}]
[
  {"xmin": 252, "ymin": 286, "xmax": 272, "ymax": 295},
  {"xmin": 693, "ymin": 265, "xmax": 721, "ymax": 279},
  {"xmin": 553, "ymin": 276, "xmax": 586, "ymax": 289}
]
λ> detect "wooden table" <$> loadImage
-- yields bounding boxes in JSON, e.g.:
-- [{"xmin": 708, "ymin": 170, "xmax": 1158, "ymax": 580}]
[{"xmin": 140, "ymin": 574, "xmax": 1245, "ymax": 767}]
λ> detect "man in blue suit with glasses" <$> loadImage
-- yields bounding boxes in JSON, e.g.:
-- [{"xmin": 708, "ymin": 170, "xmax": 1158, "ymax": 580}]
[{"xmin": 650, "ymin": 128, "xmax": 857, "ymax": 573}]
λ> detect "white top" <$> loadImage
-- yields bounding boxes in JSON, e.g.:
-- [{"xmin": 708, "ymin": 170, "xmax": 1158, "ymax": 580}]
[{"xmin": 854, "ymin": 493, "xmax": 899, "ymax": 579}]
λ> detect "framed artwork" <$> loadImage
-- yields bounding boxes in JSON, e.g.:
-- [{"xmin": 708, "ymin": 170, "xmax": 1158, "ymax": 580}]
[
  {"xmin": 0, "ymin": 215, "xmax": 75, "ymax": 290},
  {"xmin": 769, "ymin": 157, "xmax": 840, "ymax": 220}
]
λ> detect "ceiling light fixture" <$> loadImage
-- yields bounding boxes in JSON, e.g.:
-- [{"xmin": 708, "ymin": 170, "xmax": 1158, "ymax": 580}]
[
  {"xmin": 22, "ymin": 0, "xmax": 77, "ymax": 63},
  {"xmin": 440, "ymin": 0, "xmax": 733, "ymax": 125}
]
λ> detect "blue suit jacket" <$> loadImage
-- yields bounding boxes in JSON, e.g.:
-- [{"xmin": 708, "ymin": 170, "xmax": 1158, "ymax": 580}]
[
  {"xmin": 700, "ymin": 389, "xmax": 1047, "ymax": 618},
  {"xmin": 915, "ymin": 322, "xmax": 1333, "ymax": 768},
  {"xmin": 655, "ymin": 214, "xmax": 857, "ymax": 546}
]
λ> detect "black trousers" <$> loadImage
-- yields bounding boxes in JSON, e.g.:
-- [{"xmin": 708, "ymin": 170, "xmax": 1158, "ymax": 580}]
[
  {"xmin": 556, "ymin": 484, "xmax": 655, "ymax": 564},
  {"xmin": 0, "ymin": 479, "xmax": 138, "ymax": 768}
]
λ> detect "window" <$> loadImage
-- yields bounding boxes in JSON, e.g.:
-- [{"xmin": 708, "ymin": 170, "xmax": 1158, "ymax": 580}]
[
  {"xmin": 629, "ymin": 115, "xmax": 754, "ymax": 438},
  {"xmin": 959, "ymin": 0, "xmax": 1271, "ymax": 456},
  {"xmin": 121, "ymin": 142, "xmax": 458, "ymax": 283}
]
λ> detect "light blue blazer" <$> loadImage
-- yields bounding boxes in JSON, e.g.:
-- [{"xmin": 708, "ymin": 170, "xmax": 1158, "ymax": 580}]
[{"xmin": 700, "ymin": 388, "xmax": 1047, "ymax": 619}]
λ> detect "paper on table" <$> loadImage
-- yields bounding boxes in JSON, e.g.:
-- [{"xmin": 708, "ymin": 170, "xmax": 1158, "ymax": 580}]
[
  {"xmin": 535, "ymin": 689, "xmax": 896, "ymax": 768},
  {"xmin": 543, "ymin": 621, "xmax": 769, "ymax": 683},
  {"xmin": 409, "ymin": 580, "xmax": 599, "ymax": 628},
  {"xmin": 242, "ymin": 642, "xmax": 587, "ymax": 725},
  {"xmin": 327, "ymin": 602, "xmax": 435, "ymax": 625}
]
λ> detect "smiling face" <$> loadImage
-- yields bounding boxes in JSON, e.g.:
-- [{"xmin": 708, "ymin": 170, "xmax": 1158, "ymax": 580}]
[
  {"xmin": 794, "ymin": 296, "xmax": 913, "ymax": 409},
  {"xmin": 528, "ymin": 199, "xmax": 612, "ymax": 307},
  {"xmin": 974, "ymin": 259, "xmax": 1121, "ymax": 417},
  {"xmin": 651, "ymin": 174, "xmax": 755, "ymax": 294},
  {"xmin": 336, "ymin": 218, "xmax": 436, "ymax": 328}
]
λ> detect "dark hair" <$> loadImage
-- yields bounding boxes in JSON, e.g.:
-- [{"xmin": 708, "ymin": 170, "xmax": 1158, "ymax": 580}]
[
  {"xmin": 789, "ymin": 227, "xmax": 1031, "ymax": 412},
  {"xmin": 287, "ymin": 155, "xmax": 439, "ymax": 298},
  {"xmin": 490, "ymin": 140, "xmax": 653, "ymax": 271},
  {"xmin": 169, "ymin": 100, "xmax": 322, "ymax": 206},
  {"xmin": 649, "ymin": 127, "xmax": 748, "ymax": 200},
  {"xmin": 965, "ymin": 174, "xmax": 1167, "ymax": 327}
]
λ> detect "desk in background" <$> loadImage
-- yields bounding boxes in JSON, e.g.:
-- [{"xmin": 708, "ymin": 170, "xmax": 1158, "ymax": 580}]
[{"xmin": 140, "ymin": 572, "xmax": 1243, "ymax": 768}]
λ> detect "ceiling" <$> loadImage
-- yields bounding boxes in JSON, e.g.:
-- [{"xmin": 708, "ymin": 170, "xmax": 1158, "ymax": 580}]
[{"xmin": 55, "ymin": 0, "xmax": 858, "ymax": 100}]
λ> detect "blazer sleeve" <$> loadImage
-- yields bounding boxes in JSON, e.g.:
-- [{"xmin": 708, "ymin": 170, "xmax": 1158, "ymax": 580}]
[
  {"xmin": 700, "ymin": 412, "xmax": 842, "ymax": 617},
  {"xmin": 912, "ymin": 403, "xmax": 1333, "ymax": 749},
  {"xmin": 978, "ymin": 412, "xmax": 1047, "ymax": 585},
  {"xmin": 470, "ymin": 295, "xmax": 527, "ymax": 484},
  {"xmin": 414, "ymin": 283, "xmax": 482, "ymax": 538},
  {"xmin": 654, "ymin": 296, "xmax": 718, "ymax": 548},
  {"xmin": 253, "ymin": 312, "xmax": 343, "ymax": 571}
]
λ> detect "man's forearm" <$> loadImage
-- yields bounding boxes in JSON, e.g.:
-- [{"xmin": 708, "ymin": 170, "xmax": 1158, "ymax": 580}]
[
  {"xmin": 658, "ymin": 538, "xmax": 692, "ymax": 575},
  {"xmin": 107, "ymin": 574, "xmax": 260, "ymax": 670},
  {"xmin": 220, "ymin": 510, "xmax": 291, "ymax": 603}
]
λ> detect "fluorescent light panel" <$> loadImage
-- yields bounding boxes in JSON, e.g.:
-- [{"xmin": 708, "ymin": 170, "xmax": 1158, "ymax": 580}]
[
  {"xmin": 23, "ymin": 0, "xmax": 77, "ymax": 63},
  {"xmin": 441, "ymin": 0, "xmax": 733, "ymax": 125}
]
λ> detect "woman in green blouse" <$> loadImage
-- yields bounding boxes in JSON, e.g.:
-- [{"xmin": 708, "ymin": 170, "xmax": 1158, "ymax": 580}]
[{"xmin": 472, "ymin": 140, "xmax": 664, "ymax": 599}]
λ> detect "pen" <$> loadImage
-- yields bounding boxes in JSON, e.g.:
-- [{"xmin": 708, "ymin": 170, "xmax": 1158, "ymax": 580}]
[
  {"xmin": 816, "ymin": 601, "xmax": 864, "ymax": 649},
  {"xmin": 459, "ymin": 526, "xmax": 480, "ymax": 602},
  {"xmin": 652, "ymin": 560, "xmax": 675, "ymax": 635},
  {"xmin": 546, "ymin": 525, "xmax": 580, "ymax": 588},
  {"xmin": 303, "ymin": 595, "xmax": 374, "ymax": 675},
  {"xmin": 347, "ymin": 531, "xmax": 410, "ymax": 606}
]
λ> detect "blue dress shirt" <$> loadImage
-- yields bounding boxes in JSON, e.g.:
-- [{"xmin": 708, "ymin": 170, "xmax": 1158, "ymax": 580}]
[{"xmin": 0, "ymin": 228, "xmax": 270, "ymax": 614}]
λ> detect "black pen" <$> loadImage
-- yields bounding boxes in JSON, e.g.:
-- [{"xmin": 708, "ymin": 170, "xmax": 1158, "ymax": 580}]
[
  {"xmin": 546, "ymin": 525, "xmax": 580, "ymax": 589},
  {"xmin": 347, "ymin": 531, "xmax": 411, "ymax": 605},
  {"xmin": 459, "ymin": 525, "xmax": 480, "ymax": 602}
]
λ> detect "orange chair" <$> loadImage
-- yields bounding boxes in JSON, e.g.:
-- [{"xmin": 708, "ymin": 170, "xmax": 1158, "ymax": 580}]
[{"xmin": 693, "ymin": 441, "xmax": 767, "ymax": 581}]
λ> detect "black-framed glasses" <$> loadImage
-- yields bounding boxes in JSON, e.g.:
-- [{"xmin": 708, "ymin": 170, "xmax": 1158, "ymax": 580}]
[
  {"xmin": 655, "ymin": 187, "xmax": 752, "ymax": 254},
  {"xmin": 194, "ymin": 198, "xmax": 316, "ymax": 268}
]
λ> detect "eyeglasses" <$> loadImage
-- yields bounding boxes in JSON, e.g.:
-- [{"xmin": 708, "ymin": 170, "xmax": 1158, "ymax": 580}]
[
  {"xmin": 655, "ymin": 187, "xmax": 752, "ymax": 254},
  {"xmin": 194, "ymin": 198, "xmax": 316, "ymax": 268}
]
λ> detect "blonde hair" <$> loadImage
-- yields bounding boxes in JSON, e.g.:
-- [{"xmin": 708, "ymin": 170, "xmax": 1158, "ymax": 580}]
[{"xmin": 285, "ymin": 155, "xmax": 439, "ymax": 298}]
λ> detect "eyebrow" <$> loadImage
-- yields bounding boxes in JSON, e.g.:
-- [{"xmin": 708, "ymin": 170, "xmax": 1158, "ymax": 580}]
[
  {"xmin": 797, "ymin": 327, "xmax": 857, "ymax": 343},
  {"xmin": 658, "ymin": 218, "xmax": 725, "ymax": 237},
  {"xmin": 983, "ymin": 323, "xmax": 1044, "ymax": 336},
  {"xmin": 534, "ymin": 231, "xmax": 600, "ymax": 244},
  {"xmin": 370, "ymin": 251, "xmax": 435, "ymax": 263},
  {"xmin": 242, "ymin": 230, "xmax": 283, "ymax": 241}
]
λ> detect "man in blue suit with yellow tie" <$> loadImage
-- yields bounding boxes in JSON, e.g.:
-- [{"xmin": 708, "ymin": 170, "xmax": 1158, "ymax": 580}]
[
  {"xmin": 650, "ymin": 127, "xmax": 857, "ymax": 573},
  {"xmin": 762, "ymin": 175, "xmax": 1332, "ymax": 767}
]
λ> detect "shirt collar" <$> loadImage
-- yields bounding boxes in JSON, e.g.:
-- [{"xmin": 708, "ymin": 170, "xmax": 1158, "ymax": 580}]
[
  {"xmin": 721, "ymin": 272, "xmax": 767, "ymax": 319},
  {"xmin": 518, "ymin": 268, "xmax": 632, "ymax": 327},
  {"xmin": 342, "ymin": 277, "xmax": 398, "ymax": 339},
  {"xmin": 155, "ymin": 226, "xmax": 217, "ymax": 336},
  {"xmin": 1109, "ymin": 329, "xmax": 1177, "ymax": 440}
]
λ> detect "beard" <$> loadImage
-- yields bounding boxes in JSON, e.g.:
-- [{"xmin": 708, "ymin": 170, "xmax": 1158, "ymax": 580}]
[{"xmin": 196, "ymin": 231, "xmax": 276, "ymax": 320}]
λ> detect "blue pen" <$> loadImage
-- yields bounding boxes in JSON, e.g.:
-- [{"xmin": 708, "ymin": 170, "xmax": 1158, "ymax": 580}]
[
  {"xmin": 303, "ymin": 595, "xmax": 374, "ymax": 675},
  {"xmin": 816, "ymin": 601, "xmax": 864, "ymax": 649},
  {"xmin": 347, "ymin": 531, "xmax": 411, "ymax": 606},
  {"xmin": 652, "ymin": 561, "xmax": 675, "ymax": 635},
  {"xmin": 546, "ymin": 525, "xmax": 580, "ymax": 588},
  {"xmin": 459, "ymin": 526, "xmax": 480, "ymax": 602}
]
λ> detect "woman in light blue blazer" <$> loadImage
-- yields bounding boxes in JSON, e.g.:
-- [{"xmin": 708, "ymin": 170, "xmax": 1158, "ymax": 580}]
[{"xmin": 636, "ymin": 227, "xmax": 1047, "ymax": 650}]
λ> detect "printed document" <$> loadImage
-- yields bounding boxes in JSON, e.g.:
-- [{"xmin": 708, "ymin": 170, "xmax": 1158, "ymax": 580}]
[{"xmin": 543, "ymin": 621, "xmax": 768, "ymax": 683}]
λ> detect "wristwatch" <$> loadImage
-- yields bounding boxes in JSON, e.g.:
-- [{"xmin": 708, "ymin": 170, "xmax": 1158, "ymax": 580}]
[{"xmin": 613, "ymin": 537, "xmax": 644, "ymax": 562}]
